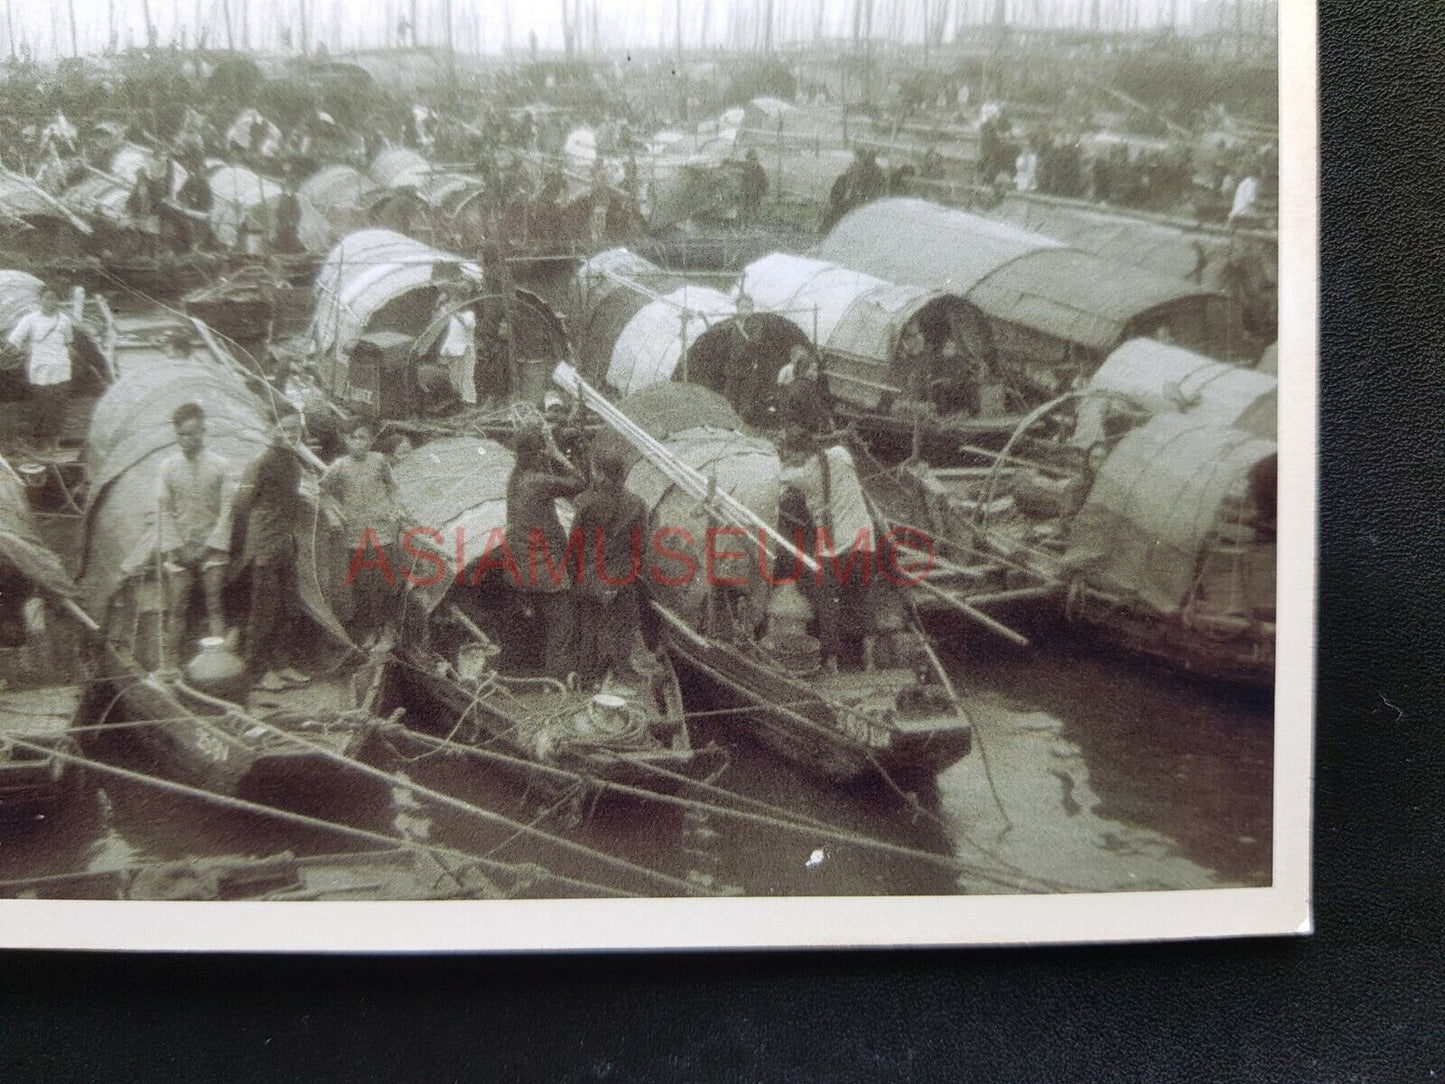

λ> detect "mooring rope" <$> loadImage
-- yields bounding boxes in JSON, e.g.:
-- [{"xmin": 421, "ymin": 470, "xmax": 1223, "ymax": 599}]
[
  {"xmin": 0, "ymin": 733, "xmax": 633, "ymax": 900},
  {"xmin": 171, "ymin": 678, "xmax": 714, "ymax": 897}
]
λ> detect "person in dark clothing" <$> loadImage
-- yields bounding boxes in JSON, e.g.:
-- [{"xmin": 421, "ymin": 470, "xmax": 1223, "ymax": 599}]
[
  {"xmin": 272, "ymin": 172, "xmax": 304, "ymax": 254},
  {"xmin": 163, "ymin": 152, "xmax": 213, "ymax": 251},
  {"xmin": 848, "ymin": 149, "xmax": 886, "ymax": 205},
  {"xmin": 822, "ymin": 148, "xmax": 886, "ymax": 232},
  {"xmin": 739, "ymin": 149, "xmax": 767, "ymax": 228},
  {"xmin": 721, "ymin": 295, "xmax": 764, "ymax": 424},
  {"xmin": 504, "ymin": 429, "xmax": 585, "ymax": 680},
  {"xmin": 776, "ymin": 345, "xmax": 833, "ymax": 451},
  {"xmin": 230, "ymin": 412, "xmax": 310, "ymax": 691},
  {"xmin": 572, "ymin": 451, "xmax": 649, "ymax": 686}
]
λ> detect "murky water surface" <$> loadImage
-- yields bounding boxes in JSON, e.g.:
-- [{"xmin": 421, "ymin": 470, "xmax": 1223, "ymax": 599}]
[{"xmin": 0, "ymin": 625, "xmax": 1271, "ymax": 900}]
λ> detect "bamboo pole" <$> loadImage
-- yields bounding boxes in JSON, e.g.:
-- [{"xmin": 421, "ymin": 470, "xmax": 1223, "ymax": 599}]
[
  {"xmin": 551, "ymin": 362, "xmax": 821, "ymax": 574},
  {"xmin": 2, "ymin": 733, "xmax": 632, "ymax": 899}
]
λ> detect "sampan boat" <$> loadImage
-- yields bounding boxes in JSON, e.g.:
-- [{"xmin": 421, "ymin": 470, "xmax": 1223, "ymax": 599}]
[
  {"xmin": 578, "ymin": 379, "xmax": 973, "ymax": 788},
  {"xmin": 383, "ymin": 435, "xmax": 729, "ymax": 794},
  {"xmin": 0, "ymin": 456, "xmax": 90, "ymax": 816},
  {"xmin": 77, "ymin": 346, "xmax": 394, "ymax": 812}
]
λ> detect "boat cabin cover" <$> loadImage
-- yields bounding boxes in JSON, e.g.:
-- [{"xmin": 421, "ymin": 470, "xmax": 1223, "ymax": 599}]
[
  {"xmin": 1064, "ymin": 412, "xmax": 1276, "ymax": 621},
  {"xmin": 814, "ymin": 198, "xmax": 1231, "ymax": 365}
]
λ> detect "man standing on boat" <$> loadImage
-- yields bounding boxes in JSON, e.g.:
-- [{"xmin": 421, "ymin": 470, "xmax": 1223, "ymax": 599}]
[
  {"xmin": 573, "ymin": 450, "xmax": 649, "ymax": 686},
  {"xmin": 776, "ymin": 345, "xmax": 833, "ymax": 452},
  {"xmin": 7, "ymin": 287, "xmax": 77, "ymax": 451},
  {"xmin": 156, "ymin": 403, "xmax": 234, "ymax": 671},
  {"xmin": 781, "ymin": 445, "xmax": 880, "ymax": 674},
  {"xmin": 738, "ymin": 149, "xmax": 768, "ymax": 228},
  {"xmin": 231, "ymin": 412, "xmax": 311, "ymax": 692},
  {"xmin": 722, "ymin": 293, "xmax": 765, "ymax": 425},
  {"xmin": 505, "ymin": 429, "xmax": 585, "ymax": 681}
]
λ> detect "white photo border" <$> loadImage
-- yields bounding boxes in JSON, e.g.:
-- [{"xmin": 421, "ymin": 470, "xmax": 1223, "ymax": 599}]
[{"xmin": 0, "ymin": 0, "xmax": 1316, "ymax": 952}]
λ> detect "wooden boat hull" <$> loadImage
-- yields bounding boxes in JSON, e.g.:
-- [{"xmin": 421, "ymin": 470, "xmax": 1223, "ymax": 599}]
[
  {"xmin": 0, "ymin": 847, "xmax": 514, "ymax": 901},
  {"xmin": 0, "ymin": 685, "xmax": 86, "ymax": 818},
  {"xmin": 86, "ymin": 675, "xmax": 394, "ymax": 815},
  {"xmin": 663, "ymin": 628, "xmax": 972, "ymax": 787},
  {"xmin": 386, "ymin": 658, "xmax": 729, "ymax": 797},
  {"xmin": 1067, "ymin": 587, "xmax": 1276, "ymax": 690}
]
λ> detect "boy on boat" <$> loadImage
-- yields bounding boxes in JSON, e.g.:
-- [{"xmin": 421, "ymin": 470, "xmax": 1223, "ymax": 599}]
[
  {"xmin": 231, "ymin": 412, "xmax": 311, "ymax": 692},
  {"xmin": 321, "ymin": 420, "xmax": 403, "ymax": 649},
  {"xmin": 156, "ymin": 402, "xmax": 234, "ymax": 671}
]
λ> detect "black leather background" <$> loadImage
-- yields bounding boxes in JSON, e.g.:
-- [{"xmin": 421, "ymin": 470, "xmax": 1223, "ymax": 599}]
[{"xmin": 3, "ymin": 2, "xmax": 1442, "ymax": 1080}]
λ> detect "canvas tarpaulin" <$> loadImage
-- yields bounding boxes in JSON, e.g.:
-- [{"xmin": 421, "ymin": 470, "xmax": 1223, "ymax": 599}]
[
  {"xmin": 816, "ymin": 198, "xmax": 1222, "ymax": 353},
  {"xmin": 79, "ymin": 359, "xmax": 352, "ymax": 644},
  {"xmin": 63, "ymin": 175, "xmax": 133, "ymax": 226},
  {"xmin": 606, "ymin": 285, "xmax": 737, "ymax": 397},
  {"xmin": 575, "ymin": 248, "xmax": 695, "ymax": 386},
  {"xmin": 1086, "ymin": 338, "xmax": 1276, "ymax": 437},
  {"xmin": 298, "ymin": 165, "xmax": 379, "ymax": 254},
  {"xmin": 994, "ymin": 193, "xmax": 1248, "ymax": 284},
  {"xmin": 1064, "ymin": 413, "xmax": 1277, "ymax": 617},
  {"xmin": 0, "ymin": 459, "xmax": 75, "ymax": 599},
  {"xmin": 368, "ymin": 148, "xmax": 431, "ymax": 190},
  {"xmin": 608, "ymin": 384, "xmax": 781, "ymax": 627},
  {"xmin": 311, "ymin": 229, "xmax": 483, "ymax": 358},
  {"xmin": 391, "ymin": 437, "xmax": 513, "ymax": 614},
  {"xmin": 208, "ymin": 165, "xmax": 328, "ymax": 253},
  {"xmin": 738, "ymin": 252, "xmax": 962, "ymax": 410}
]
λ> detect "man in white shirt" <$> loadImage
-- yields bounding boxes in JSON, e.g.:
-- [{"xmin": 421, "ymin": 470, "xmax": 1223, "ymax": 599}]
[
  {"xmin": 156, "ymin": 402, "xmax": 234, "ymax": 669},
  {"xmin": 1229, "ymin": 172, "xmax": 1260, "ymax": 226},
  {"xmin": 6, "ymin": 288, "xmax": 76, "ymax": 449},
  {"xmin": 438, "ymin": 304, "xmax": 478, "ymax": 405}
]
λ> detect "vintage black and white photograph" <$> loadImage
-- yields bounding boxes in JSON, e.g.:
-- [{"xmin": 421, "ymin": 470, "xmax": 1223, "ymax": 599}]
[{"xmin": 0, "ymin": 0, "xmax": 1311, "ymax": 949}]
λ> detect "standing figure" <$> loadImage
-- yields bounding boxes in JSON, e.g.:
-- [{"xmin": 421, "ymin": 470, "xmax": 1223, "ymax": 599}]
[
  {"xmin": 739, "ymin": 149, "xmax": 768, "ymax": 228},
  {"xmin": 572, "ymin": 451, "xmax": 649, "ymax": 685},
  {"xmin": 781, "ymin": 445, "xmax": 879, "ymax": 673},
  {"xmin": 436, "ymin": 289, "xmax": 479, "ymax": 406},
  {"xmin": 6, "ymin": 288, "xmax": 77, "ymax": 449},
  {"xmin": 321, "ymin": 420, "xmax": 402, "ymax": 648},
  {"xmin": 1229, "ymin": 168, "xmax": 1260, "ymax": 227},
  {"xmin": 776, "ymin": 345, "xmax": 833, "ymax": 451},
  {"xmin": 1015, "ymin": 140, "xmax": 1040, "ymax": 193},
  {"xmin": 167, "ymin": 149, "xmax": 213, "ymax": 251},
  {"xmin": 231, "ymin": 413, "xmax": 311, "ymax": 691},
  {"xmin": 156, "ymin": 403, "xmax": 234, "ymax": 671},
  {"xmin": 722, "ymin": 294, "xmax": 764, "ymax": 423},
  {"xmin": 504, "ymin": 429, "xmax": 585, "ymax": 680}
]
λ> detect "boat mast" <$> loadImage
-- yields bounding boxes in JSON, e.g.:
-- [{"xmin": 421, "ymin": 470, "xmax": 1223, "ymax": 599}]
[
  {"xmin": 443, "ymin": 0, "xmax": 455, "ymax": 90},
  {"xmin": 219, "ymin": 0, "xmax": 234, "ymax": 48}
]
